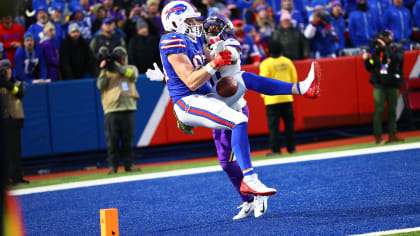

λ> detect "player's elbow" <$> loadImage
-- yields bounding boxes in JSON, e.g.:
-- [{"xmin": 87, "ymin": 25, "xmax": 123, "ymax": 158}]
[{"xmin": 186, "ymin": 81, "xmax": 200, "ymax": 91}]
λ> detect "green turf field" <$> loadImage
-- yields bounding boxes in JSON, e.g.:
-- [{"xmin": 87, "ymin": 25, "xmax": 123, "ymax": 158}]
[{"xmin": 12, "ymin": 137, "xmax": 420, "ymax": 190}]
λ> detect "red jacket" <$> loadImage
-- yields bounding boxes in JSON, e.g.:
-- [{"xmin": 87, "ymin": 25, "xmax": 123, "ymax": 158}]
[{"xmin": 0, "ymin": 23, "xmax": 25, "ymax": 67}]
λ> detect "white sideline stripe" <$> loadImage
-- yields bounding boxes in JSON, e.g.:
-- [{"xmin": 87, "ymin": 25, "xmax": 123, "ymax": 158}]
[
  {"xmin": 137, "ymin": 86, "xmax": 170, "ymax": 147},
  {"xmin": 10, "ymin": 142, "xmax": 420, "ymax": 196},
  {"xmin": 350, "ymin": 226, "xmax": 420, "ymax": 235}
]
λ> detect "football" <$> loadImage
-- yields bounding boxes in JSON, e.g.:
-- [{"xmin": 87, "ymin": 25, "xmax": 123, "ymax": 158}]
[{"xmin": 216, "ymin": 76, "xmax": 238, "ymax": 97}]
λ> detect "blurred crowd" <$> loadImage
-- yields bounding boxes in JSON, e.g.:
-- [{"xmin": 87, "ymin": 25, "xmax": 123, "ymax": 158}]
[{"xmin": 0, "ymin": 0, "xmax": 419, "ymax": 82}]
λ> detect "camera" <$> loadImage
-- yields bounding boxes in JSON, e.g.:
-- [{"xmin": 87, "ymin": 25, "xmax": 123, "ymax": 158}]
[
  {"xmin": 370, "ymin": 36, "xmax": 386, "ymax": 48},
  {"xmin": 97, "ymin": 47, "xmax": 124, "ymax": 71},
  {"xmin": 316, "ymin": 11, "xmax": 331, "ymax": 24},
  {"xmin": 371, "ymin": 30, "xmax": 393, "ymax": 48}
]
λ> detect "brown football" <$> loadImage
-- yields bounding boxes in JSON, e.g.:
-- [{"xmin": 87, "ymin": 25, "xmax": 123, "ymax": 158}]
[{"xmin": 216, "ymin": 76, "xmax": 238, "ymax": 97}]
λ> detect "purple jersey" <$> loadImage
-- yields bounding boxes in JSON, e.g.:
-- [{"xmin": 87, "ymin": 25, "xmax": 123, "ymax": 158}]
[{"xmin": 160, "ymin": 32, "xmax": 211, "ymax": 104}]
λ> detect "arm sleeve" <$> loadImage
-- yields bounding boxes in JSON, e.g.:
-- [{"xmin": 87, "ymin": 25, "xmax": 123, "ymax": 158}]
[
  {"xmin": 160, "ymin": 34, "xmax": 188, "ymax": 56},
  {"xmin": 304, "ymin": 24, "xmax": 317, "ymax": 39},
  {"xmin": 259, "ymin": 60, "xmax": 269, "ymax": 99},
  {"xmin": 363, "ymin": 57, "xmax": 376, "ymax": 71},
  {"xmin": 13, "ymin": 49, "xmax": 25, "ymax": 81},
  {"xmin": 0, "ymin": 31, "xmax": 12, "ymax": 50},
  {"xmin": 348, "ymin": 14, "xmax": 357, "ymax": 45},
  {"xmin": 128, "ymin": 65, "xmax": 139, "ymax": 82},
  {"xmin": 97, "ymin": 69, "xmax": 109, "ymax": 90},
  {"xmin": 259, "ymin": 60, "xmax": 270, "ymax": 77},
  {"xmin": 59, "ymin": 43, "xmax": 72, "ymax": 79},
  {"xmin": 127, "ymin": 40, "xmax": 136, "ymax": 66},
  {"xmin": 38, "ymin": 49, "xmax": 48, "ymax": 79},
  {"xmin": 120, "ymin": 37, "xmax": 126, "ymax": 49},
  {"xmin": 90, "ymin": 38, "xmax": 97, "ymax": 55},
  {"xmin": 406, "ymin": 10, "xmax": 413, "ymax": 40},
  {"xmin": 290, "ymin": 61, "xmax": 298, "ymax": 83},
  {"xmin": 300, "ymin": 32, "xmax": 310, "ymax": 58},
  {"xmin": 43, "ymin": 43, "xmax": 59, "ymax": 67}
]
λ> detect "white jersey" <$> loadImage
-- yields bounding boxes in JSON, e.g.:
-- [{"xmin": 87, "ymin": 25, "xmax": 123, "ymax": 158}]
[{"xmin": 208, "ymin": 38, "xmax": 247, "ymax": 111}]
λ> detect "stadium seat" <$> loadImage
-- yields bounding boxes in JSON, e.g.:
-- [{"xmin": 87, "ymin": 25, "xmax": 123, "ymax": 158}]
[{"xmin": 402, "ymin": 77, "xmax": 420, "ymax": 129}]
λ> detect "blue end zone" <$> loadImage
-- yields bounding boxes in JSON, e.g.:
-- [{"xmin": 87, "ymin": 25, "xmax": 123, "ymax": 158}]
[{"xmin": 19, "ymin": 148, "xmax": 420, "ymax": 235}]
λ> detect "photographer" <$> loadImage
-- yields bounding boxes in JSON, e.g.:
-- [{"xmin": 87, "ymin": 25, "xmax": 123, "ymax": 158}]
[
  {"xmin": 97, "ymin": 46, "xmax": 140, "ymax": 174},
  {"xmin": 304, "ymin": 9, "xmax": 337, "ymax": 58},
  {"xmin": 0, "ymin": 59, "xmax": 29, "ymax": 185},
  {"xmin": 363, "ymin": 30, "xmax": 404, "ymax": 145}
]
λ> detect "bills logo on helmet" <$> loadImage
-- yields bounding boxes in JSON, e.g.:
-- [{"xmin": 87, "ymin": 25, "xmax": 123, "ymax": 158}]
[{"xmin": 165, "ymin": 4, "xmax": 187, "ymax": 19}]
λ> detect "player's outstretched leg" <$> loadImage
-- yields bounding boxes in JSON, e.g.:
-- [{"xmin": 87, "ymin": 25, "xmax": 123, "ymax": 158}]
[
  {"xmin": 254, "ymin": 195, "xmax": 268, "ymax": 218},
  {"xmin": 298, "ymin": 61, "xmax": 321, "ymax": 98},
  {"xmin": 241, "ymin": 61, "xmax": 321, "ymax": 98},
  {"xmin": 231, "ymin": 123, "xmax": 277, "ymax": 196}
]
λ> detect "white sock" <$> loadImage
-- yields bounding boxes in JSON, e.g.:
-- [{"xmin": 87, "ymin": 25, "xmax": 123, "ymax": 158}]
[{"xmin": 298, "ymin": 62, "xmax": 315, "ymax": 95}]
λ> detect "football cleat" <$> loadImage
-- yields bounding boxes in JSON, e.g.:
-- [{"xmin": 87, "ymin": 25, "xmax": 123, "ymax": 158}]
[
  {"xmin": 232, "ymin": 200, "xmax": 255, "ymax": 220},
  {"xmin": 254, "ymin": 196, "xmax": 268, "ymax": 218},
  {"xmin": 240, "ymin": 174, "xmax": 277, "ymax": 196},
  {"xmin": 303, "ymin": 61, "xmax": 321, "ymax": 99}
]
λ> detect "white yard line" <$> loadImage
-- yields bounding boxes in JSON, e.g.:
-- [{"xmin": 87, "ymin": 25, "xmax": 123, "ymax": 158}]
[
  {"xmin": 350, "ymin": 226, "xmax": 420, "ymax": 236},
  {"xmin": 10, "ymin": 142, "xmax": 420, "ymax": 196}
]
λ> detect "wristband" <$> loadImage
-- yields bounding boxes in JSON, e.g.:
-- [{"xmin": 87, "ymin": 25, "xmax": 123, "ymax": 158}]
[
  {"xmin": 204, "ymin": 63, "xmax": 217, "ymax": 75},
  {"xmin": 11, "ymin": 86, "xmax": 19, "ymax": 95},
  {"xmin": 124, "ymin": 68, "xmax": 133, "ymax": 78}
]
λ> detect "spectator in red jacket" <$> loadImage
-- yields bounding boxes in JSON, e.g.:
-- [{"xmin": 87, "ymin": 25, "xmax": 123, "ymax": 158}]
[{"xmin": 0, "ymin": 15, "xmax": 25, "ymax": 67}]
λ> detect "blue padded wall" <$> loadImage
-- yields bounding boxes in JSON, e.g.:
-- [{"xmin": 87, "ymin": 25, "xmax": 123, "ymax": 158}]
[
  {"xmin": 134, "ymin": 74, "xmax": 166, "ymax": 145},
  {"xmin": 95, "ymin": 86, "xmax": 107, "ymax": 150},
  {"xmin": 48, "ymin": 79, "xmax": 100, "ymax": 154},
  {"xmin": 21, "ymin": 84, "xmax": 52, "ymax": 158}
]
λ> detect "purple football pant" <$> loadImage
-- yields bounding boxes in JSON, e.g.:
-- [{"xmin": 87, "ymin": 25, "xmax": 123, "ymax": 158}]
[{"xmin": 213, "ymin": 105, "xmax": 254, "ymax": 202}]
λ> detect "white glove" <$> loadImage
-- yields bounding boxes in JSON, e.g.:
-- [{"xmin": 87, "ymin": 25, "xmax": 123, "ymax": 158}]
[
  {"xmin": 146, "ymin": 62, "xmax": 164, "ymax": 81},
  {"xmin": 210, "ymin": 40, "xmax": 225, "ymax": 56}
]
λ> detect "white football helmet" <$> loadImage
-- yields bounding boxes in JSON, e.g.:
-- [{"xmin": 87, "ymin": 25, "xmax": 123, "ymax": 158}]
[{"xmin": 161, "ymin": 0, "xmax": 202, "ymax": 38}]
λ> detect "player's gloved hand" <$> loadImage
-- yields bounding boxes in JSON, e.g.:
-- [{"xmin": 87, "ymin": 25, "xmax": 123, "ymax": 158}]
[
  {"xmin": 146, "ymin": 62, "xmax": 165, "ymax": 82},
  {"xmin": 213, "ymin": 50, "xmax": 232, "ymax": 67},
  {"xmin": 209, "ymin": 39, "xmax": 225, "ymax": 56}
]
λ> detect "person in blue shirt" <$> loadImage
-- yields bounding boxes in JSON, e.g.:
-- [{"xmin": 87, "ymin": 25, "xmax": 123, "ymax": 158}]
[
  {"xmin": 26, "ymin": 3, "xmax": 49, "ymax": 43},
  {"xmin": 232, "ymin": 19, "xmax": 261, "ymax": 66},
  {"xmin": 382, "ymin": 0, "xmax": 413, "ymax": 49},
  {"xmin": 329, "ymin": 0, "xmax": 346, "ymax": 55},
  {"xmin": 368, "ymin": 0, "xmax": 384, "ymax": 31},
  {"xmin": 66, "ymin": 0, "xmax": 93, "ymax": 41},
  {"xmin": 276, "ymin": 0, "xmax": 307, "ymax": 32},
  {"xmin": 413, "ymin": 0, "xmax": 420, "ymax": 29},
  {"xmin": 304, "ymin": 10, "xmax": 337, "ymax": 58},
  {"xmin": 26, "ymin": 2, "xmax": 64, "ymax": 50},
  {"xmin": 13, "ymin": 32, "xmax": 47, "ymax": 83},
  {"xmin": 381, "ymin": 0, "xmax": 393, "ymax": 11},
  {"xmin": 348, "ymin": 0, "xmax": 378, "ymax": 47}
]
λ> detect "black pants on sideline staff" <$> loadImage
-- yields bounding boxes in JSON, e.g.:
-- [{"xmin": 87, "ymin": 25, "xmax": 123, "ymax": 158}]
[
  {"xmin": 104, "ymin": 111, "xmax": 136, "ymax": 169},
  {"xmin": 2, "ymin": 118, "xmax": 24, "ymax": 183},
  {"xmin": 266, "ymin": 102, "xmax": 296, "ymax": 154}
]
